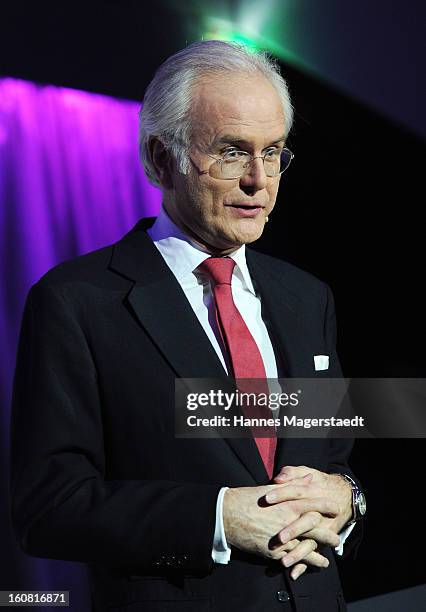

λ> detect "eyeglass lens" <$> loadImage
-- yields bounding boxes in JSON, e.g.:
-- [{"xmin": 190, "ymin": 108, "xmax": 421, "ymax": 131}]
[{"xmin": 211, "ymin": 149, "xmax": 293, "ymax": 179}]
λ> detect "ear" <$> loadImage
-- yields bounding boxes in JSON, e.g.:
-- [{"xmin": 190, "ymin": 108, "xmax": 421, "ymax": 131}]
[{"xmin": 148, "ymin": 137, "xmax": 174, "ymax": 189}]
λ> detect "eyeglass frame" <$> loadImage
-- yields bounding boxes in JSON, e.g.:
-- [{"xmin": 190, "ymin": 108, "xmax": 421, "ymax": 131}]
[{"xmin": 202, "ymin": 146, "xmax": 294, "ymax": 180}]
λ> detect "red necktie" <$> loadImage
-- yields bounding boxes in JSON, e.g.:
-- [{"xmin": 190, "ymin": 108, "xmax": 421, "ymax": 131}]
[{"xmin": 198, "ymin": 257, "xmax": 276, "ymax": 479}]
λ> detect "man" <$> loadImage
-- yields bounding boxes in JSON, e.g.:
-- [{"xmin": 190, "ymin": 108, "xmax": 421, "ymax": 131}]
[{"xmin": 11, "ymin": 41, "xmax": 364, "ymax": 611}]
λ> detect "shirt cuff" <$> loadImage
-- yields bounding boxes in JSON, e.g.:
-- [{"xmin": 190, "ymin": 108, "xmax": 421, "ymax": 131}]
[
  {"xmin": 211, "ymin": 486, "xmax": 232, "ymax": 564},
  {"xmin": 334, "ymin": 522, "xmax": 356, "ymax": 556}
]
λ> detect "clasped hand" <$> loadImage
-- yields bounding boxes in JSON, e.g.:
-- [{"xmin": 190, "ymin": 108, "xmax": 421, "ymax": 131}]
[{"xmin": 223, "ymin": 466, "xmax": 352, "ymax": 581}]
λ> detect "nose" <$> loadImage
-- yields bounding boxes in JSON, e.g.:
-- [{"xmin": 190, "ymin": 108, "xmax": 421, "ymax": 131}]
[{"xmin": 239, "ymin": 157, "xmax": 268, "ymax": 194}]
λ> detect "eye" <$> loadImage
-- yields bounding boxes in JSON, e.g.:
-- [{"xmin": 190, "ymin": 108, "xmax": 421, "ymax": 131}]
[
  {"xmin": 222, "ymin": 149, "xmax": 247, "ymax": 162},
  {"xmin": 264, "ymin": 147, "xmax": 281, "ymax": 159}
]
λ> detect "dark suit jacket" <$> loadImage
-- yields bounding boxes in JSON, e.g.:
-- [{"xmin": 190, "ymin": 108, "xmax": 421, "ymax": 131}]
[{"xmin": 10, "ymin": 217, "xmax": 361, "ymax": 611}]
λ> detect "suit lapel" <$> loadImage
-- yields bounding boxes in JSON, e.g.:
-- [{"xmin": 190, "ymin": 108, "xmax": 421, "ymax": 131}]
[
  {"xmin": 109, "ymin": 220, "xmax": 269, "ymax": 483},
  {"xmin": 246, "ymin": 249, "xmax": 313, "ymax": 379},
  {"xmin": 109, "ymin": 218, "xmax": 226, "ymax": 379}
]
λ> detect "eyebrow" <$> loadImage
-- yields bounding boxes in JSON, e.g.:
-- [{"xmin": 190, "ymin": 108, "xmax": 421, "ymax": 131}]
[{"xmin": 212, "ymin": 135, "xmax": 286, "ymax": 149}]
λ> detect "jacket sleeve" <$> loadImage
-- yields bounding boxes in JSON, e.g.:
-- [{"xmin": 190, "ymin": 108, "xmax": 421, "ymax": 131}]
[{"xmin": 10, "ymin": 280, "xmax": 221, "ymax": 573}]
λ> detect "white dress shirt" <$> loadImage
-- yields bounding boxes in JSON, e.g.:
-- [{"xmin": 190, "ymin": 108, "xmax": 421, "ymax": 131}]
[{"xmin": 148, "ymin": 206, "xmax": 354, "ymax": 564}]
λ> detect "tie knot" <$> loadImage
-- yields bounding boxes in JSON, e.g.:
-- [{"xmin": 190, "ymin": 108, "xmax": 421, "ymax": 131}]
[{"xmin": 198, "ymin": 257, "xmax": 235, "ymax": 286}]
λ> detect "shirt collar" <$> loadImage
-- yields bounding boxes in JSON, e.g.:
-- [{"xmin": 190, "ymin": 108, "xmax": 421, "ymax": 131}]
[{"xmin": 147, "ymin": 206, "xmax": 256, "ymax": 295}]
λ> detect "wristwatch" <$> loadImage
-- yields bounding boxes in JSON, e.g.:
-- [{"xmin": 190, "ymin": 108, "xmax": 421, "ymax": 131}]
[{"xmin": 338, "ymin": 473, "xmax": 367, "ymax": 525}]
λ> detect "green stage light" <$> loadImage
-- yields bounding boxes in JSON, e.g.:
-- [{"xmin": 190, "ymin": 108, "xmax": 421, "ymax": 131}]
[
  {"xmin": 202, "ymin": 17, "xmax": 259, "ymax": 52},
  {"xmin": 199, "ymin": 8, "xmax": 311, "ymax": 71},
  {"xmin": 171, "ymin": 0, "xmax": 316, "ymax": 75}
]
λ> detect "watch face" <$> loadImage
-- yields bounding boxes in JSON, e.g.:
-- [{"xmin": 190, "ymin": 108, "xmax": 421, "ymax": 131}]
[{"xmin": 358, "ymin": 492, "xmax": 367, "ymax": 515}]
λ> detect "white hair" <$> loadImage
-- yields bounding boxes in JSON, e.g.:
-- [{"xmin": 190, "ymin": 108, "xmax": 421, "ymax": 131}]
[{"xmin": 138, "ymin": 40, "xmax": 294, "ymax": 187}]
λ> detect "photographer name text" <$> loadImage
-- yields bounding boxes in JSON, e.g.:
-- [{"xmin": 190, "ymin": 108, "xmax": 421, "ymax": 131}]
[{"xmin": 186, "ymin": 415, "xmax": 365, "ymax": 429}]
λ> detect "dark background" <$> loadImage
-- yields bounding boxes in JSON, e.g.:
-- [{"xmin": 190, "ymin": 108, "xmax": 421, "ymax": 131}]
[{"xmin": 1, "ymin": 0, "xmax": 425, "ymax": 606}]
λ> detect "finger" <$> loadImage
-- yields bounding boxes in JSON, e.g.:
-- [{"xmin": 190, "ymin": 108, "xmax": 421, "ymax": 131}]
[
  {"xmin": 265, "ymin": 483, "xmax": 323, "ymax": 504},
  {"xmin": 302, "ymin": 550, "xmax": 330, "ymax": 568},
  {"xmin": 290, "ymin": 563, "xmax": 307, "ymax": 580},
  {"xmin": 281, "ymin": 538, "xmax": 300, "ymax": 551},
  {"xmin": 274, "ymin": 465, "xmax": 306, "ymax": 482},
  {"xmin": 273, "ymin": 473, "xmax": 313, "ymax": 487},
  {"xmin": 266, "ymin": 489, "xmax": 339, "ymax": 517},
  {"xmin": 281, "ymin": 474, "xmax": 313, "ymax": 485},
  {"xmin": 278, "ymin": 511, "xmax": 322, "ymax": 544},
  {"xmin": 282, "ymin": 544, "xmax": 330, "ymax": 569},
  {"xmin": 302, "ymin": 527, "xmax": 341, "ymax": 548},
  {"xmin": 276, "ymin": 467, "xmax": 326, "ymax": 486},
  {"xmin": 297, "ymin": 497, "xmax": 339, "ymax": 517},
  {"xmin": 273, "ymin": 540, "xmax": 329, "ymax": 569},
  {"xmin": 282, "ymin": 539, "xmax": 324, "ymax": 568}
]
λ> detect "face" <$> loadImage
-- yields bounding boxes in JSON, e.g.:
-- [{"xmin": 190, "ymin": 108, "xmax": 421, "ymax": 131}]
[{"xmin": 161, "ymin": 72, "xmax": 287, "ymax": 254}]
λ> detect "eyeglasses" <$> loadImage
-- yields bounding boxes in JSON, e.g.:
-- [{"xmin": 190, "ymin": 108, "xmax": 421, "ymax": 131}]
[{"xmin": 204, "ymin": 147, "xmax": 294, "ymax": 180}]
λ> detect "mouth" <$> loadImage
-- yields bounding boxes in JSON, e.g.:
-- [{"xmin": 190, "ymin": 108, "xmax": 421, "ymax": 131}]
[
  {"xmin": 225, "ymin": 203, "xmax": 266, "ymax": 218},
  {"xmin": 226, "ymin": 203, "xmax": 265, "ymax": 209}
]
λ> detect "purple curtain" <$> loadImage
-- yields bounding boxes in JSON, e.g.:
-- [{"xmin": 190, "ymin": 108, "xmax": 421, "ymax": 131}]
[{"xmin": 0, "ymin": 77, "xmax": 161, "ymax": 609}]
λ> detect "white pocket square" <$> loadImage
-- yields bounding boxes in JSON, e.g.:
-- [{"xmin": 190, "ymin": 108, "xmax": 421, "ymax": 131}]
[{"xmin": 314, "ymin": 355, "xmax": 329, "ymax": 371}]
